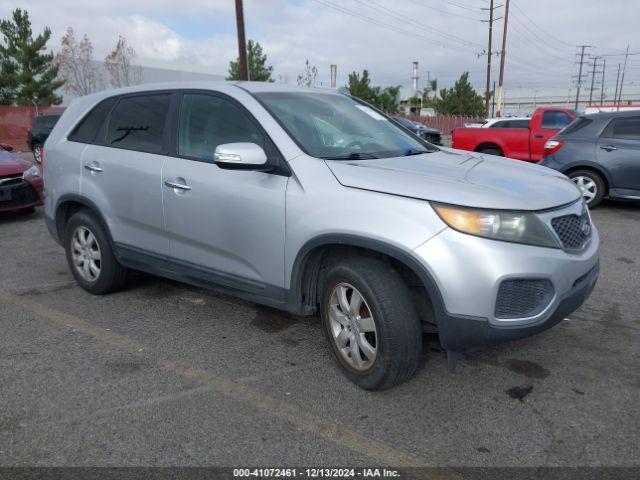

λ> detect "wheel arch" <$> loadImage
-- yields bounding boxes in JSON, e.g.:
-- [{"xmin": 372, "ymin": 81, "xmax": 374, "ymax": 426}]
[
  {"xmin": 54, "ymin": 194, "xmax": 115, "ymax": 249},
  {"xmin": 562, "ymin": 163, "xmax": 611, "ymax": 193},
  {"xmin": 474, "ymin": 142, "xmax": 504, "ymax": 155},
  {"xmin": 289, "ymin": 234, "xmax": 445, "ymax": 329}
]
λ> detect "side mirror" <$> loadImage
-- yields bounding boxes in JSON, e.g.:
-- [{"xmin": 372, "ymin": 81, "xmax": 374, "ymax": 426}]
[{"xmin": 213, "ymin": 142, "xmax": 270, "ymax": 170}]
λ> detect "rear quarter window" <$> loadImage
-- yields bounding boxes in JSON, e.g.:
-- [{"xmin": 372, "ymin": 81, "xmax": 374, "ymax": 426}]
[
  {"xmin": 68, "ymin": 97, "xmax": 117, "ymax": 144},
  {"xmin": 560, "ymin": 117, "xmax": 593, "ymax": 135}
]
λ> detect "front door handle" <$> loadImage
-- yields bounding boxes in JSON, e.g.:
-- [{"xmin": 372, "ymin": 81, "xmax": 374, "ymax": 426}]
[
  {"xmin": 600, "ymin": 145, "xmax": 617, "ymax": 152},
  {"xmin": 534, "ymin": 134, "xmax": 544, "ymax": 139},
  {"xmin": 164, "ymin": 180, "xmax": 191, "ymax": 191},
  {"xmin": 84, "ymin": 164, "xmax": 103, "ymax": 173}
]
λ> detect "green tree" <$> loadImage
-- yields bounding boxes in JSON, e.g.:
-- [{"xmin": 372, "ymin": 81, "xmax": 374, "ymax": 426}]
[
  {"xmin": 435, "ymin": 72, "xmax": 484, "ymax": 116},
  {"xmin": 0, "ymin": 8, "xmax": 62, "ymax": 105},
  {"xmin": 227, "ymin": 40, "xmax": 274, "ymax": 82},
  {"xmin": 346, "ymin": 70, "xmax": 400, "ymax": 113},
  {"xmin": 376, "ymin": 85, "xmax": 401, "ymax": 114}
]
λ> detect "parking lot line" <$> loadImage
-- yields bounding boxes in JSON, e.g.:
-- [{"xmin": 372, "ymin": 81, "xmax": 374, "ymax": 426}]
[{"xmin": 0, "ymin": 290, "xmax": 461, "ymax": 477}]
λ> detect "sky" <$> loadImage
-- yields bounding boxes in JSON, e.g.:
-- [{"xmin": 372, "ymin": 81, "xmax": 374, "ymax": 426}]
[{"xmin": 2, "ymin": 0, "xmax": 640, "ymax": 104}]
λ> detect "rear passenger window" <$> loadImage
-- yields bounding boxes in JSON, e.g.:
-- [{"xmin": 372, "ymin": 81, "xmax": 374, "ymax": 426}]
[
  {"xmin": 541, "ymin": 111, "xmax": 573, "ymax": 130},
  {"xmin": 68, "ymin": 98, "xmax": 116, "ymax": 144},
  {"xmin": 106, "ymin": 94, "xmax": 171, "ymax": 154},
  {"xmin": 510, "ymin": 120, "xmax": 530, "ymax": 129},
  {"xmin": 604, "ymin": 117, "xmax": 640, "ymax": 141},
  {"xmin": 178, "ymin": 93, "xmax": 264, "ymax": 161}
]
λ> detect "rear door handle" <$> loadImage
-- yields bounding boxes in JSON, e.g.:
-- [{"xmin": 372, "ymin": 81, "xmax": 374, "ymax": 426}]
[
  {"xmin": 600, "ymin": 145, "xmax": 617, "ymax": 152},
  {"xmin": 164, "ymin": 180, "xmax": 191, "ymax": 191},
  {"xmin": 84, "ymin": 164, "xmax": 103, "ymax": 172}
]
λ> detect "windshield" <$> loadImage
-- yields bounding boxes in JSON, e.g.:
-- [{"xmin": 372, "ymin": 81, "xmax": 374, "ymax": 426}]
[{"xmin": 254, "ymin": 91, "xmax": 435, "ymax": 159}]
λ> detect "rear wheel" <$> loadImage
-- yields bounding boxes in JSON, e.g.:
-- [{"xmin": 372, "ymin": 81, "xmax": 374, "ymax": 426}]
[
  {"xmin": 320, "ymin": 257, "xmax": 422, "ymax": 390},
  {"xmin": 568, "ymin": 170, "xmax": 605, "ymax": 208},
  {"xmin": 65, "ymin": 210, "xmax": 127, "ymax": 294}
]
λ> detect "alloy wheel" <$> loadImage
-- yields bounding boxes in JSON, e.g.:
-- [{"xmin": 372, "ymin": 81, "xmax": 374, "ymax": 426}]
[{"xmin": 328, "ymin": 283, "xmax": 378, "ymax": 371}]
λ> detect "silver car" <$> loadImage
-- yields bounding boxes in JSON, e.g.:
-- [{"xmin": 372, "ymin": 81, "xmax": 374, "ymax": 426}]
[{"xmin": 44, "ymin": 82, "xmax": 599, "ymax": 390}]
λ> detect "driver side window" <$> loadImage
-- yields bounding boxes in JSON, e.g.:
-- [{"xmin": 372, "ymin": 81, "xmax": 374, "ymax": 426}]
[{"xmin": 178, "ymin": 93, "xmax": 264, "ymax": 161}]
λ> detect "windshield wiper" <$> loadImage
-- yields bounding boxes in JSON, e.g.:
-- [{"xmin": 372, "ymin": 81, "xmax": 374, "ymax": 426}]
[
  {"xmin": 403, "ymin": 148, "xmax": 434, "ymax": 156},
  {"xmin": 322, "ymin": 152, "xmax": 379, "ymax": 160}
]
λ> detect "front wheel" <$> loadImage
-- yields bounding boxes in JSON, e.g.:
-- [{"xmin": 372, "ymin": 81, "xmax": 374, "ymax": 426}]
[
  {"xmin": 33, "ymin": 143, "xmax": 42, "ymax": 164},
  {"xmin": 320, "ymin": 257, "xmax": 423, "ymax": 390},
  {"xmin": 568, "ymin": 170, "xmax": 605, "ymax": 208}
]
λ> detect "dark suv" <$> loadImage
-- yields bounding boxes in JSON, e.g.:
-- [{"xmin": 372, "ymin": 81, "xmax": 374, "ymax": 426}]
[
  {"xmin": 540, "ymin": 111, "xmax": 640, "ymax": 208},
  {"xmin": 27, "ymin": 113, "xmax": 61, "ymax": 164}
]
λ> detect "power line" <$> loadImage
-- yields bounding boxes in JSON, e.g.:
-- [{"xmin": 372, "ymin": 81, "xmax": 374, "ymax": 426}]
[
  {"xmin": 510, "ymin": 0, "xmax": 574, "ymax": 48},
  {"xmin": 309, "ymin": 0, "xmax": 474, "ymax": 52},
  {"xmin": 351, "ymin": 0, "xmax": 483, "ymax": 48}
]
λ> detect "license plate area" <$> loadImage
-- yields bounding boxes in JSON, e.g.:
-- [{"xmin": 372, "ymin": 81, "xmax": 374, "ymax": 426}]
[{"xmin": 0, "ymin": 187, "xmax": 12, "ymax": 202}]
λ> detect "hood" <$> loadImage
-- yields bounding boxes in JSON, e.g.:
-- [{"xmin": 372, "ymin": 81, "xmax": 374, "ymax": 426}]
[
  {"xmin": 325, "ymin": 148, "xmax": 581, "ymax": 211},
  {"xmin": 417, "ymin": 126, "xmax": 441, "ymax": 134},
  {"xmin": 0, "ymin": 150, "xmax": 31, "ymax": 176}
]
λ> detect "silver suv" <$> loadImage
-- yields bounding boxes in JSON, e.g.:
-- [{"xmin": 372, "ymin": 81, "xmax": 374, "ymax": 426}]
[{"xmin": 44, "ymin": 82, "xmax": 599, "ymax": 390}]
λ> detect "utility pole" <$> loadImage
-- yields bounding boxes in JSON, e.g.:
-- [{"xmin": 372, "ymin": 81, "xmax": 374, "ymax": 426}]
[
  {"xmin": 330, "ymin": 64, "xmax": 337, "ymax": 88},
  {"xmin": 588, "ymin": 56, "xmax": 600, "ymax": 106},
  {"xmin": 491, "ymin": 81, "xmax": 496, "ymax": 117},
  {"xmin": 234, "ymin": 0, "xmax": 249, "ymax": 81},
  {"xmin": 600, "ymin": 58, "xmax": 606, "ymax": 105},
  {"xmin": 482, "ymin": 0, "xmax": 498, "ymax": 118},
  {"xmin": 496, "ymin": 0, "xmax": 510, "ymax": 117},
  {"xmin": 574, "ymin": 45, "xmax": 590, "ymax": 110},
  {"xmin": 617, "ymin": 45, "xmax": 630, "ymax": 111},
  {"xmin": 613, "ymin": 63, "xmax": 621, "ymax": 107}
]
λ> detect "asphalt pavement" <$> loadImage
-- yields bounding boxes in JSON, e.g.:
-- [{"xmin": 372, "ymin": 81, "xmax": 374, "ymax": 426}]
[{"xmin": 0, "ymin": 202, "xmax": 639, "ymax": 469}]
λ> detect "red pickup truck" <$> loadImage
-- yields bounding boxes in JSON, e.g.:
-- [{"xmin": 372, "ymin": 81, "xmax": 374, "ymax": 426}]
[{"xmin": 451, "ymin": 107, "xmax": 576, "ymax": 162}]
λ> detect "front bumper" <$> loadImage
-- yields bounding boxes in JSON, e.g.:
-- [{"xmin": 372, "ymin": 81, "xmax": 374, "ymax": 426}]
[
  {"xmin": 413, "ymin": 211, "xmax": 599, "ymax": 351},
  {"xmin": 0, "ymin": 176, "xmax": 44, "ymax": 212}
]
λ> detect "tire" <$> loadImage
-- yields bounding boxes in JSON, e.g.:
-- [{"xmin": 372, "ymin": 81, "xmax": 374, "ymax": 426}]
[
  {"xmin": 567, "ymin": 169, "xmax": 605, "ymax": 208},
  {"xmin": 33, "ymin": 143, "xmax": 42, "ymax": 164},
  {"xmin": 320, "ymin": 257, "xmax": 423, "ymax": 390},
  {"xmin": 476, "ymin": 147, "xmax": 503, "ymax": 157},
  {"xmin": 64, "ymin": 209, "xmax": 127, "ymax": 294}
]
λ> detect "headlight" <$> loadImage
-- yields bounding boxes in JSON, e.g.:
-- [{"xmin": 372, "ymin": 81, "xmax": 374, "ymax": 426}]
[
  {"xmin": 22, "ymin": 165, "xmax": 40, "ymax": 178},
  {"xmin": 432, "ymin": 203, "xmax": 560, "ymax": 248}
]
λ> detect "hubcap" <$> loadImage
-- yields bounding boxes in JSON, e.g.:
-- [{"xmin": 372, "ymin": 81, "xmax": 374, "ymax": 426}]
[
  {"xmin": 328, "ymin": 283, "xmax": 377, "ymax": 371},
  {"xmin": 71, "ymin": 226, "xmax": 102, "ymax": 282},
  {"xmin": 34, "ymin": 146, "xmax": 41, "ymax": 163},
  {"xmin": 572, "ymin": 175, "xmax": 597, "ymax": 202}
]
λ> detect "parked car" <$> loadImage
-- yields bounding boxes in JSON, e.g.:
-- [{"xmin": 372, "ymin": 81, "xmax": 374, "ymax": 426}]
[
  {"xmin": 452, "ymin": 107, "xmax": 576, "ymax": 161},
  {"xmin": 540, "ymin": 111, "xmax": 640, "ymax": 208},
  {"xmin": 0, "ymin": 143, "xmax": 44, "ymax": 213},
  {"xmin": 393, "ymin": 117, "xmax": 443, "ymax": 145},
  {"xmin": 44, "ymin": 83, "xmax": 599, "ymax": 390},
  {"xmin": 27, "ymin": 113, "xmax": 61, "ymax": 164}
]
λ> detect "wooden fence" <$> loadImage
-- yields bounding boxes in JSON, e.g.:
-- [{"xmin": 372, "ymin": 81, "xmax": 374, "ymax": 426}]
[
  {"xmin": 0, "ymin": 106, "xmax": 66, "ymax": 151},
  {"xmin": 406, "ymin": 115, "xmax": 485, "ymax": 135}
]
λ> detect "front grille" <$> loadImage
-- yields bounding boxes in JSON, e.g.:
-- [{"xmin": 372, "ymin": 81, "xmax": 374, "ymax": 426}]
[
  {"xmin": 495, "ymin": 279, "xmax": 554, "ymax": 319},
  {"xmin": 0, "ymin": 180, "xmax": 39, "ymax": 209},
  {"xmin": 551, "ymin": 210, "xmax": 591, "ymax": 250},
  {"xmin": 422, "ymin": 132, "xmax": 442, "ymax": 145}
]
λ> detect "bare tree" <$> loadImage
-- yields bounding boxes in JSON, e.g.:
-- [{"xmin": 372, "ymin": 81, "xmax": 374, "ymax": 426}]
[
  {"xmin": 297, "ymin": 59, "xmax": 318, "ymax": 88},
  {"xmin": 53, "ymin": 28, "xmax": 103, "ymax": 96},
  {"xmin": 104, "ymin": 36, "xmax": 142, "ymax": 88}
]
